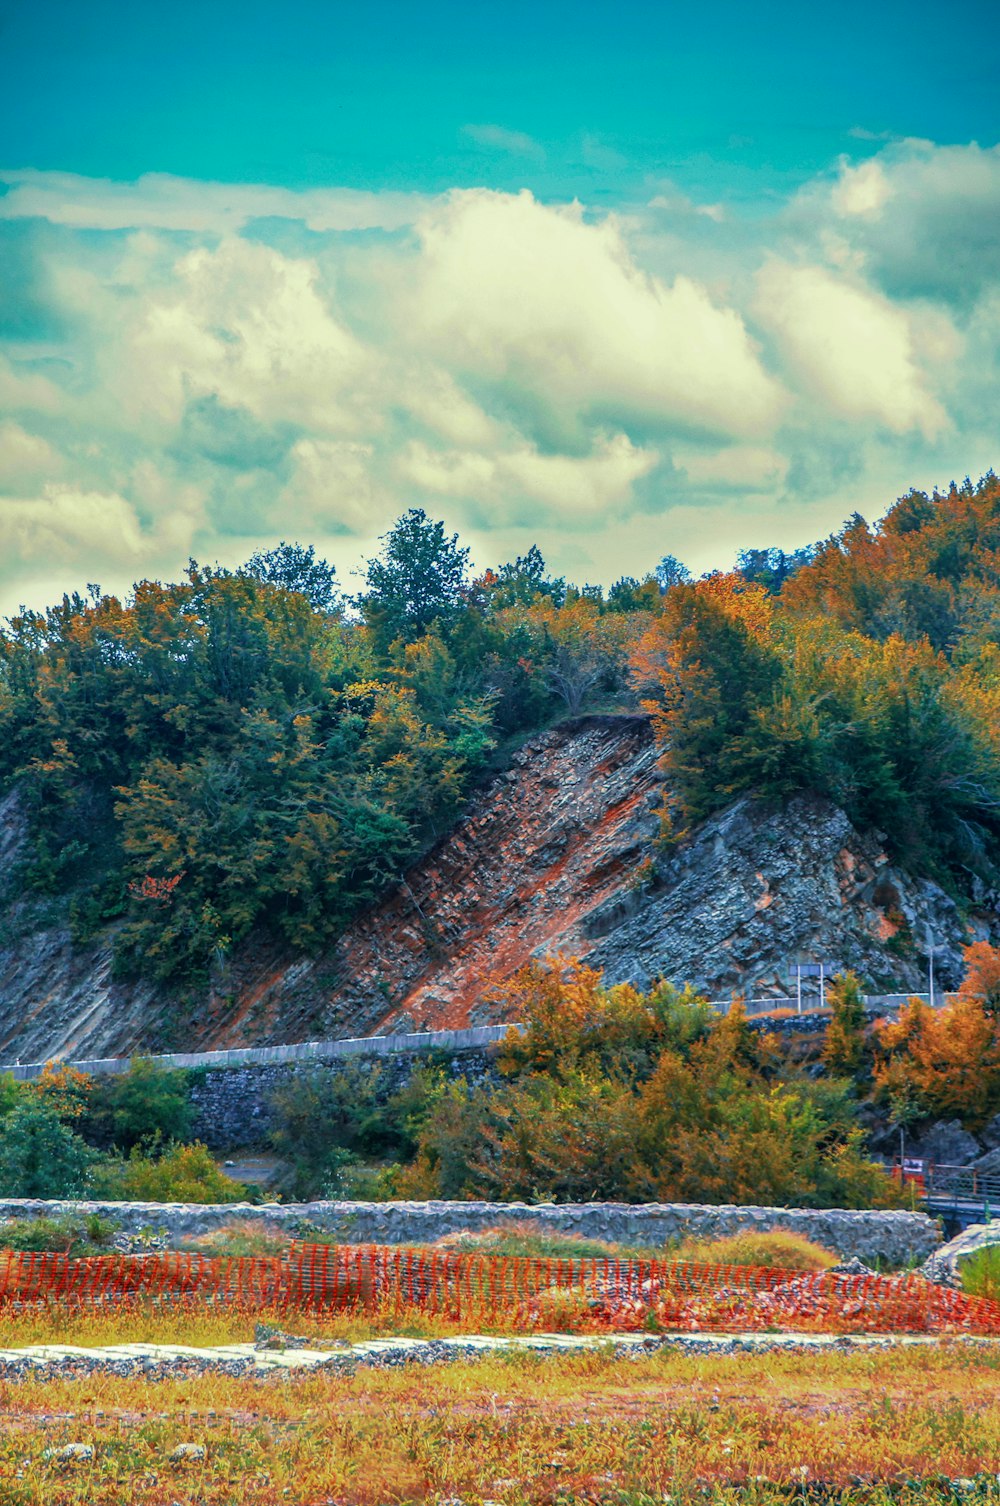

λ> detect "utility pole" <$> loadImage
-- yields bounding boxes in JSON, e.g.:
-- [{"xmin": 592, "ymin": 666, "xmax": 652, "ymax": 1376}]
[{"xmin": 928, "ymin": 947, "xmax": 935, "ymax": 1009}]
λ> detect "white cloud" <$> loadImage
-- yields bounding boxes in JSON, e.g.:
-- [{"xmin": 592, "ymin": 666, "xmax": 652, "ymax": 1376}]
[
  {"xmin": 674, "ymin": 443, "xmax": 789, "ymax": 492},
  {"xmin": 832, "ymin": 158, "xmax": 892, "ymax": 218},
  {"xmin": 121, "ymin": 237, "xmax": 377, "ymax": 434},
  {"xmin": 0, "ymin": 169, "xmax": 424, "ymax": 234},
  {"xmin": 278, "ymin": 438, "xmax": 380, "ymax": 533},
  {"xmin": 754, "ymin": 261, "xmax": 948, "ymax": 438},
  {"xmin": 462, "ymin": 125, "xmax": 544, "ymax": 158},
  {"xmin": 0, "ymin": 422, "xmax": 65, "ymax": 490},
  {"xmin": 408, "ymin": 189, "xmax": 786, "ymax": 439},
  {"xmin": 398, "ymin": 431, "xmax": 658, "ymax": 520},
  {"xmin": 0, "ymin": 487, "xmax": 148, "ymax": 566}
]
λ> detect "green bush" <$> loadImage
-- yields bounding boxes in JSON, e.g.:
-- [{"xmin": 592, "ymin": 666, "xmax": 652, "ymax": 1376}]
[
  {"xmin": 0, "ymin": 1100, "xmax": 96, "ymax": 1198},
  {"xmin": 267, "ymin": 1062, "xmax": 441, "ymax": 1201},
  {"xmin": 0, "ymin": 1213, "xmax": 118, "ymax": 1257},
  {"xmin": 82, "ymin": 1058, "xmax": 193, "ymax": 1153},
  {"xmin": 960, "ymin": 1241, "xmax": 1000, "ymax": 1303},
  {"xmin": 91, "ymin": 1141, "xmax": 249, "ymax": 1204}
]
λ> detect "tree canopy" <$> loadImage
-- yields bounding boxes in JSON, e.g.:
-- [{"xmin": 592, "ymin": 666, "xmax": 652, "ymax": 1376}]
[{"xmin": 2, "ymin": 473, "xmax": 1000, "ymax": 986}]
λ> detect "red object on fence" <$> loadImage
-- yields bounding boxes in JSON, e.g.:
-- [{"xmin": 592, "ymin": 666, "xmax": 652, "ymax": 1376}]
[{"xmin": 1, "ymin": 1243, "xmax": 999, "ymax": 1337}]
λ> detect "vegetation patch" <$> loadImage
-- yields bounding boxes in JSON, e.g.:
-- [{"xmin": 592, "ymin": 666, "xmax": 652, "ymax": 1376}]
[{"xmin": 0, "ymin": 1346, "xmax": 999, "ymax": 1502}]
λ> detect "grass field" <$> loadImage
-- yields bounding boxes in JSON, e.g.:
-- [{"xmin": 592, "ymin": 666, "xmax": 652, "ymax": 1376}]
[{"xmin": 1, "ymin": 1344, "xmax": 999, "ymax": 1503}]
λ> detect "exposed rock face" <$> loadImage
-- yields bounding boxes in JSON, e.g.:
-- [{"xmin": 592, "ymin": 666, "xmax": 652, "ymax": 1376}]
[
  {"xmin": 909, "ymin": 1120, "xmax": 983, "ymax": 1168},
  {"xmin": 0, "ymin": 714, "xmax": 992, "ymax": 1062}
]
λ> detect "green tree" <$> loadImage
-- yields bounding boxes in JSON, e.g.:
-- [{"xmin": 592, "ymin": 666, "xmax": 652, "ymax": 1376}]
[
  {"xmin": 360, "ymin": 509, "xmax": 471, "ymax": 649},
  {"xmin": 0, "ymin": 1101, "xmax": 95, "ymax": 1197},
  {"xmin": 83, "ymin": 1059, "xmax": 193, "ymax": 1153},
  {"xmin": 243, "ymin": 541, "xmax": 340, "ymax": 615}
]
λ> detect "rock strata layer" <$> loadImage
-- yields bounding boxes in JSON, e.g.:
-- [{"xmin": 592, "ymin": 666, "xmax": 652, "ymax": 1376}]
[{"xmin": 0, "ymin": 714, "xmax": 991, "ymax": 1060}]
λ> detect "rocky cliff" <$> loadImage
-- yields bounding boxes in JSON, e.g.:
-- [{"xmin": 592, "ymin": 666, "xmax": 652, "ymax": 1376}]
[{"xmin": 0, "ymin": 714, "xmax": 991, "ymax": 1064}]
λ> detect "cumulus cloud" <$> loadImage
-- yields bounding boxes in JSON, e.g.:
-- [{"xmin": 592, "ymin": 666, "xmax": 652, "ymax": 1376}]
[
  {"xmin": 121, "ymin": 237, "xmax": 377, "ymax": 435},
  {"xmin": 754, "ymin": 260, "xmax": 949, "ymax": 438},
  {"xmin": 0, "ymin": 487, "xmax": 151, "ymax": 568},
  {"xmin": 0, "ymin": 422, "xmax": 65, "ymax": 490},
  {"xmin": 0, "ymin": 146, "xmax": 994, "ymax": 609},
  {"xmin": 818, "ymin": 142, "xmax": 1000, "ymax": 307},
  {"xmin": 407, "ymin": 189, "xmax": 786, "ymax": 440}
]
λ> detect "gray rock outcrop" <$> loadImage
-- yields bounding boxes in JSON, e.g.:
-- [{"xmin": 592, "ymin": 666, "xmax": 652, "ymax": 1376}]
[
  {"xmin": 920, "ymin": 1221, "xmax": 1000, "ymax": 1288},
  {"xmin": 910, "ymin": 1120, "xmax": 983, "ymax": 1167}
]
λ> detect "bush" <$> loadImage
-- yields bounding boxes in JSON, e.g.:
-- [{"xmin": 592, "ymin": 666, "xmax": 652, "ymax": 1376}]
[
  {"xmin": 0, "ymin": 1213, "xmax": 118, "ymax": 1257},
  {"xmin": 83, "ymin": 1058, "xmax": 193, "ymax": 1153},
  {"xmin": 175, "ymin": 1219, "xmax": 289, "ymax": 1259},
  {"xmin": 672, "ymin": 1229, "xmax": 840, "ymax": 1271},
  {"xmin": 0, "ymin": 1100, "xmax": 96, "ymax": 1197},
  {"xmin": 268, "ymin": 1062, "xmax": 441, "ymax": 1201},
  {"xmin": 91, "ymin": 1141, "xmax": 248, "ymax": 1204},
  {"xmin": 400, "ymin": 962, "xmax": 905, "ymax": 1210},
  {"xmin": 960, "ymin": 1241, "xmax": 1000, "ymax": 1303}
]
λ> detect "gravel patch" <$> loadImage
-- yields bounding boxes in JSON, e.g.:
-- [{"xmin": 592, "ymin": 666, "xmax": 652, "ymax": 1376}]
[{"xmin": 0, "ymin": 1330, "xmax": 997, "ymax": 1381}]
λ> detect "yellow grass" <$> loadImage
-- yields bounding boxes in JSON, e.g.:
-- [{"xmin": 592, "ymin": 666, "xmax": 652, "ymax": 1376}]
[{"xmin": 0, "ymin": 1345, "xmax": 999, "ymax": 1502}]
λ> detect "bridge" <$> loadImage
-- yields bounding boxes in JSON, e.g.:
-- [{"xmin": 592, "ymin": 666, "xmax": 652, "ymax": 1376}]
[{"xmin": 904, "ymin": 1163, "xmax": 1000, "ymax": 1235}]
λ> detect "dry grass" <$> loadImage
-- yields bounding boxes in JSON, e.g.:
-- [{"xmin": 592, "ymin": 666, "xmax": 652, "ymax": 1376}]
[
  {"xmin": 0, "ymin": 1344, "xmax": 999, "ymax": 1502},
  {"xmin": 672, "ymin": 1228, "xmax": 841, "ymax": 1271}
]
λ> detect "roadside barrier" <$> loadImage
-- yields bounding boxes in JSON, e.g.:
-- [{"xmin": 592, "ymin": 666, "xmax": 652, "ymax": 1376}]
[{"xmin": 2, "ymin": 1244, "xmax": 999, "ymax": 1336}]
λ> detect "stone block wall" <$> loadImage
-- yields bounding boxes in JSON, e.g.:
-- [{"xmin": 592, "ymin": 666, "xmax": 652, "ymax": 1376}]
[
  {"xmin": 188, "ymin": 1047, "xmax": 498, "ymax": 1149},
  {"xmin": 0, "ymin": 1198, "xmax": 940, "ymax": 1265}
]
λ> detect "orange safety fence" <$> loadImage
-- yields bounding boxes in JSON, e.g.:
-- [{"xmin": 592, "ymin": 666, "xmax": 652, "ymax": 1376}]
[{"xmin": 1, "ymin": 1243, "xmax": 999, "ymax": 1337}]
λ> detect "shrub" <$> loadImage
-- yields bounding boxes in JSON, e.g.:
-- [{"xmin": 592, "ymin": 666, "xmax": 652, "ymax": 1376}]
[
  {"xmin": 432, "ymin": 1223, "xmax": 644, "ymax": 1261},
  {"xmin": 672, "ymin": 1228, "xmax": 839, "ymax": 1271},
  {"xmin": 28, "ymin": 1063, "xmax": 93, "ymax": 1122},
  {"xmin": 83, "ymin": 1058, "xmax": 193, "ymax": 1152},
  {"xmin": 268, "ymin": 1062, "xmax": 441, "ymax": 1201},
  {"xmin": 401, "ymin": 961, "xmax": 905, "ymax": 1210},
  {"xmin": 0, "ymin": 1212, "xmax": 118, "ymax": 1257},
  {"xmin": 0, "ymin": 1100, "xmax": 96, "ymax": 1197},
  {"xmin": 960, "ymin": 1241, "xmax": 1000, "ymax": 1303},
  {"xmin": 91, "ymin": 1141, "xmax": 248, "ymax": 1204},
  {"xmin": 0, "ymin": 1072, "xmax": 20, "ymax": 1121},
  {"xmin": 176, "ymin": 1219, "xmax": 289, "ymax": 1259}
]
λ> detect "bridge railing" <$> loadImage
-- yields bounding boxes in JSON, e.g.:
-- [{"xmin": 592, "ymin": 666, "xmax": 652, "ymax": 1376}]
[{"xmin": 923, "ymin": 1164, "xmax": 1000, "ymax": 1205}]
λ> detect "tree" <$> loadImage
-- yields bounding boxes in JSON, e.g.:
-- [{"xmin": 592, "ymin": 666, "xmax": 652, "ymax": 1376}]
[
  {"xmin": 243, "ymin": 541, "xmax": 340, "ymax": 615},
  {"xmin": 0, "ymin": 1100, "xmax": 95, "ymax": 1197},
  {"xmin": 655, "ymin": 555, "xmax": 691, "ymax": 591},
  {"xmin": 823, "ymin": 972, "xmax": 868, "ymax": 1077},
  {"xmin": 957, "ymin": 940, "xmax": 1000, "ymax": 1015},
  {"xmin": 630, "ymin": 582, "xmax": 786, "ymax": 837},
  {"xmin": 360, "ymin": 509, "xmax": 471, "ymax": 648},
  {"xmin": 84, "ymin": 1058, "xmax": 193, "ymax": 1153}
]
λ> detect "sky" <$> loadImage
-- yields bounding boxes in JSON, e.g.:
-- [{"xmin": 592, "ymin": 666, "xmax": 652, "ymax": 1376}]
[{"xmin": 1, "ymin": 0, "xmax": 999, "ymax": 613}]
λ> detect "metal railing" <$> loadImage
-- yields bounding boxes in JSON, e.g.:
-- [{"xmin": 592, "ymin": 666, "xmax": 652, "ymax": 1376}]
[{"xmin": 922, "ymin": 1163, "xmax": 1000, "ymax": 1206}]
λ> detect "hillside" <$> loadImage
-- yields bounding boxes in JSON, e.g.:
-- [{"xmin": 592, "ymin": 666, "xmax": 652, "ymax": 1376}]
[
  {"xmin": 0, "ymin": 713, "xmax": 988, "ymax": 1064},
  {"xmin": 2, "ymin": 476, "xmax": 1000, "ymax": 1064}
]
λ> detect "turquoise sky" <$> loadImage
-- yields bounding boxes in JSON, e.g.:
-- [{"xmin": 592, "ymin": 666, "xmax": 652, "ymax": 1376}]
[
  {"xmin": 0, "ymin": 0, "xmax": 998, "ymax": 609},
  {"xmin": 4, "ymin": 0, "xmax": 996, "ymax": 198}
]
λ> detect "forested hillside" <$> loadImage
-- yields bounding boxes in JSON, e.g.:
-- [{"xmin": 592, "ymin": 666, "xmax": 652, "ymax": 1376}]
[{"xmin": 1, "ymin": 472, "xmax": 999, "ymax": 1006}]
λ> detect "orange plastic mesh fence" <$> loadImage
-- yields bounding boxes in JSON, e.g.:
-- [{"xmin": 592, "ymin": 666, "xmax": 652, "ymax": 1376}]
[{"xmin": 1, "ymin": 1244, "xmax": 998, "ymax": 1336}]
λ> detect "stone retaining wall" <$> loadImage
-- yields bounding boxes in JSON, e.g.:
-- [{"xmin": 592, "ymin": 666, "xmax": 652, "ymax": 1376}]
[
  {"xmin": 0, "ymin": 1198, "xmax": 941, "ymax": 1264},
  {"xmin": 188, "ymin": 1049, "xmax": 498, "ymax": 1149}
]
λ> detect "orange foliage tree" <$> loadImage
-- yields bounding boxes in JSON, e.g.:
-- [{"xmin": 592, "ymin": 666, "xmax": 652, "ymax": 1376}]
[{"xmin": 872, "ymin": 995, "xmax": 1000, "ymax": 1129}]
